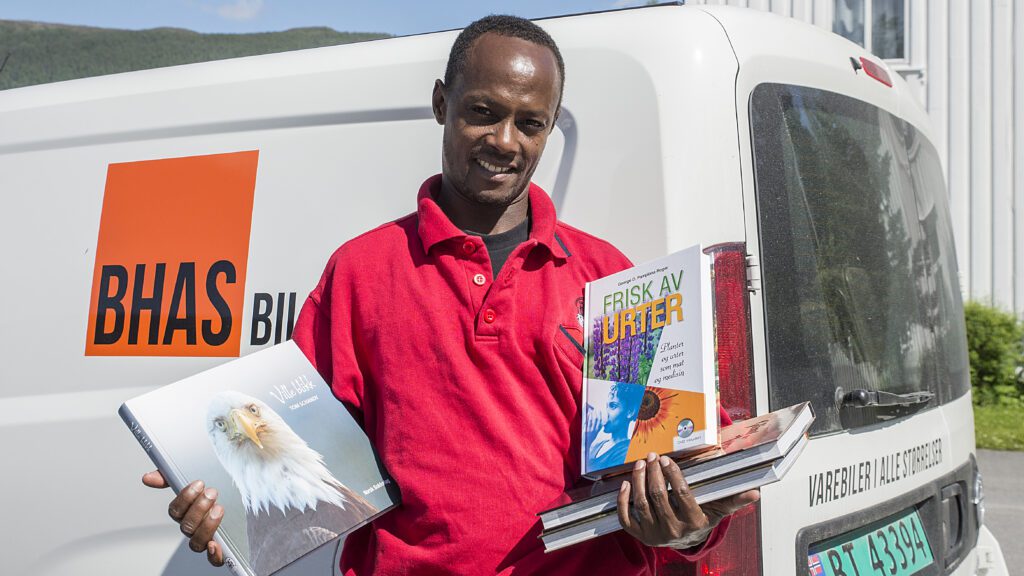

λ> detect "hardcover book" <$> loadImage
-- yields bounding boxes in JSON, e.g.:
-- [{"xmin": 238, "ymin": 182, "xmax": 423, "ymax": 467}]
[
  {"xmin": 120, "ymin": 341, "xmax": 398, "ymax": 576},
  {"xmin": 541, "ymin": 434, "xmax": 808, "ymax": 552},
  {"xmin": 543, "ymin": 402, "xmax": 813, "ymax": 532},
  {"xmin": 582, "ymin": 244, "xmax": 718, "ymax": 478}
]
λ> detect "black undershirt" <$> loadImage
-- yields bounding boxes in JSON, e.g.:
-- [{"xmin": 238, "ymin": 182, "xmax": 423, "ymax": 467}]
[{"xmin": 465, "ymin": 216, "xmax": 531, "ymax": 280}]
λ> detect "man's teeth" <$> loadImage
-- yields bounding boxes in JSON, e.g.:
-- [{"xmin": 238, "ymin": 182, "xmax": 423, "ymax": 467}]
[{"xmin": 476, "ymin": 159, "xmax": 513, "ymax": 174}]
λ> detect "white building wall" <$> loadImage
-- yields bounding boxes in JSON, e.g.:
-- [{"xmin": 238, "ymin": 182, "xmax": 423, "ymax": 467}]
[{"xmin": 695, "ymin": 0, "xmax": 1023, "ymax": 312}]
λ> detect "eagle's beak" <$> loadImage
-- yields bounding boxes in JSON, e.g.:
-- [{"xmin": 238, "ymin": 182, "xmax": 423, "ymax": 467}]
[{"xmin": 229, "ymin": 408, "xmax": 264, "ymax": 449}]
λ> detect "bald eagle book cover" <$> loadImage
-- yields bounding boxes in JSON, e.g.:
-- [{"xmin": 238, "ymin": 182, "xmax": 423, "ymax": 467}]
[
  {"xmin": 119, "ymin": 341, "xmax": 398, "ymax": 576},
  {"xmin": 582, "ymin": 244, "xmax": 718, "ymax": 479}
]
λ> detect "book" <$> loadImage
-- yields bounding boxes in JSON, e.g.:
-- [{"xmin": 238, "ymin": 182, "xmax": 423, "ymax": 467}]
[
  {"xmin": 541, "ymin": 434, "xmax": 809, "ymax": 552},
  {"xmin": 582, "ymin": 244, "xmax": 717, "ymax": 479},
  {"xmin": 120, "ymin": 341, "xmax": 398, "ymax": 576},
  {"xmin": 543, "ymin": 402, "xmax": 813, "ymax": 532}
]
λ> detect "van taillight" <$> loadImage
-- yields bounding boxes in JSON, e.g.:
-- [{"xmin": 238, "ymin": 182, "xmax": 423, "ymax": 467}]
[
  {"xmin": 706, "ymin": 243, "xmax": 755, "ymax": 421},
  {"xmin": 859, "ymin": 56, "xmax": 893, "ymax": 87},
  {"xmin": 679, "ymin": 243, "xmax": 761, "ymax": 576}
]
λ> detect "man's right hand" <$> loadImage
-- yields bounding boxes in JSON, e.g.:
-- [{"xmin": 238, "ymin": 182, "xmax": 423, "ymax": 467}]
[{"xmin": 142, "ymin": 470, "xmax": 226, "ymax": 567}]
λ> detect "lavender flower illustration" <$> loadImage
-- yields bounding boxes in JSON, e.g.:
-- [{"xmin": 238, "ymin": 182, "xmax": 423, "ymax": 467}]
[{"xmin": 588, "ymin": 307, "xmax": 663, "ymax": 385}]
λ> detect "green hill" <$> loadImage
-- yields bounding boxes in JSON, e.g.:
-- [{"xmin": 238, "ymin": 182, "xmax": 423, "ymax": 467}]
[{"xmin": 0, "ymin": 20, "xmax": 391, "ymax": 91}]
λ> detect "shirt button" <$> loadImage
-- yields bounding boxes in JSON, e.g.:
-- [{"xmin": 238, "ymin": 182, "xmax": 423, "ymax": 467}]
[
  {"xmin": 473, "ymin": 273, "xmax": 487, "ymax": 286},
  {"xmin": 483, "ymin": 309, "xmax": 497, "ymax": 323},
  {"xmin": 462, "ymin": 240, "xmax": 476, "ymax": 254}
]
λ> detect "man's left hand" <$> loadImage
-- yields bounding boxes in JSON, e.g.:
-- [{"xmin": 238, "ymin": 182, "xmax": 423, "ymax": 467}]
[{"xmin": 617, "ymin": 452, "xmax": 760, "ymax": 549}]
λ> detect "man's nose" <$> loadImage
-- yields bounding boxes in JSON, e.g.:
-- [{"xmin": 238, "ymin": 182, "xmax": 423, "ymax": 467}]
[{"xmin": 488, "ymin": 119, "xmax": 517, "ymax": 155}]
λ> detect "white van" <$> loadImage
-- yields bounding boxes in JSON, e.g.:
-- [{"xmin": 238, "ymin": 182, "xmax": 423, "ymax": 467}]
[{"xmin": 0, "ymin": 4, "xmax": 1009, "ymax": 575}]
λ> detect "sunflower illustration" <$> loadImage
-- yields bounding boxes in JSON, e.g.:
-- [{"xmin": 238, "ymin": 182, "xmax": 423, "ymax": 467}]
[{"xmin": 632, "ymin": 388, "xmax": 678, "ymax": 443}]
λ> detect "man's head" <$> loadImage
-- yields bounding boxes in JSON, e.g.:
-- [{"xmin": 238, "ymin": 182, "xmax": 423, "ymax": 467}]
[
  {"xmin": 443, "ymin": 16, "xmax": 565, "ymax": 111},
  {"xmin": 433, "ymin": 15, "xmax": 564, "ymax": 208}
]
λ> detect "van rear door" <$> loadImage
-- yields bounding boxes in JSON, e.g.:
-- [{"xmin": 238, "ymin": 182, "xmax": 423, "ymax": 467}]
[{"xmin": 749, "ymin": 82, "xmax": 980, "ymax": 575}]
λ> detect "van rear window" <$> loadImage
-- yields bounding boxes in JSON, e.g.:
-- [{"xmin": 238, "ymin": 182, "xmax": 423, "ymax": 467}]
[{"xmin": 750, "ymin": 84, "xmax": 970, "ymax": 436}]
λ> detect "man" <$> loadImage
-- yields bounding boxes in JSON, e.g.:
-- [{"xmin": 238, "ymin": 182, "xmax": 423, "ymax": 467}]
[{"xmin": 144, "ymin": 15, "xmax": 759, "ymax": 574}]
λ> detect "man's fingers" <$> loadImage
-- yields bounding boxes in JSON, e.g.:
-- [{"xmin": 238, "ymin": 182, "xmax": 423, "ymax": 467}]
[
  {"xmin": 180, "ymin": 488, "xmax": 218, "ymax": 538},
  {"xmin": 168, "ymin": 480, "xmax": 204, "ymax": 521},
  {"xmin": 630, "ymin": 458, "xmax": 653, "ymax": 526},
  {"xmin": 616, "ymin": 481, "xmax": 633, "ymax": 532},
  {"xmin": 645, "ymin": 454, "xmax": 674, "ymax": 524},
  {"xmin": 661, "ymin": 456, "xmax": 704, "ymax": 524},
  {"xmin": 701, "ymin": 489, "xmax": 761, "ymax": 524},
  {"xmin": 189, "ymin": 504, "xmax": 224, "ymax": 554},
  {"xmin": 732, "ymin": 489, "xmax": 761, "ymax": 508},
  {"xmin": 207, "ymin": 540, "xmax": 225, "ymax": 567},
  {"xmin": 142, "ymin": 470, "xmax": 169, "ymax": 489}
]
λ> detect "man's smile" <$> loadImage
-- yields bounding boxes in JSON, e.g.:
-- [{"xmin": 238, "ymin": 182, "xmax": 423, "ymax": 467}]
[{"xmin": 474, "ymin": 157, "xmax": 516, "ymax": 175}]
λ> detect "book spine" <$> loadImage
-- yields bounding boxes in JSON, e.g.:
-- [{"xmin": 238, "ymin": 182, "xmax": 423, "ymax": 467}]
[
  {"xmin": 217, "ymin": 534, "xmax": 254, "ymax": 576},
  {"xmin": 119, "ymin": 403, "xmax": 254, "ymax": 576},
  {"xmin": 581, "ymin": 280, "xmax": 592, "ymax": 476},
  {"xmin": 701, "ymin": 249, "xmax": 719, "ymax": 442},
  {"xmin": 118, "ymin": 403, "xmax": 186, "ymax": 492}
]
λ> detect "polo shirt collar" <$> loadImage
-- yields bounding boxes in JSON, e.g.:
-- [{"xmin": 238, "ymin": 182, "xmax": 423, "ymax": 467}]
[{"xmin": 416, "ymin": 174, "xmax": 569, "ymax": 260}]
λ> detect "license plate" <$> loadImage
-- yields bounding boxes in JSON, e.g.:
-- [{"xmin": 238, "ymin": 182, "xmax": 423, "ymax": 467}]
[{"xmin": 808, "ymin": 508, "xmax": 934, "ymax": 576}]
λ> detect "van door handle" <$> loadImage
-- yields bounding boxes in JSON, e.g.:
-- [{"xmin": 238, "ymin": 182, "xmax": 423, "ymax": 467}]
[{"xmin": 839, "ymin": 388, "xmax": 934, "ymax": 408}]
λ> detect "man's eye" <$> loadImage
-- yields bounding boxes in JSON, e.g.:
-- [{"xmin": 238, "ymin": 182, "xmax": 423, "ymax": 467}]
[
  {"xmin": 471, "ymin": 106, "xmax": 492, "ymax": 117},
  {"xmin": 519, "ymin": 120, "xmax": 545, "ymax": 133}
]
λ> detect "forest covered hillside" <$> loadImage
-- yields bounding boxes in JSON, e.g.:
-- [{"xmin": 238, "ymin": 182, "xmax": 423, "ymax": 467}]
[{"xmin": 0, "ymin": 19, "xmax": 390, "ymax": 90}]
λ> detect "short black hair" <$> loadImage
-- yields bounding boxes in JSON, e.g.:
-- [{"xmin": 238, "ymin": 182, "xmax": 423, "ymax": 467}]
[{"xmin": 444, "ymin": 14, "xmax": 565, "ymax": 110}]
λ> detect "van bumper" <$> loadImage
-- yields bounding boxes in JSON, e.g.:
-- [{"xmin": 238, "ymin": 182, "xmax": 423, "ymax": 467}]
[{"xmin": 952, "ymin": 525, "xmax": 1009, "ymax": 576}]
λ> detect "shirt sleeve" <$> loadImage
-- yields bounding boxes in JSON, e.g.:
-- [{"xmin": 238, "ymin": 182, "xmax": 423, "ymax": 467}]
[{"xmin": 292, "ymin": 255, "xmax": 366, "ymax": 426}]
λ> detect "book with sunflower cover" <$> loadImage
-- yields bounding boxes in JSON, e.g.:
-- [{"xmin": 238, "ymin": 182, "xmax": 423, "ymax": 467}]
[{"xmin": 581, "ymin": 244, "xmax": 718, "ymax": 479}]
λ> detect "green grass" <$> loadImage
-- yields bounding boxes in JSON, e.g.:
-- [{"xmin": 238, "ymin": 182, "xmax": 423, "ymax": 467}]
[{"xmin": 974, "ymin": 403, "xmax": 1024, "ymax": 451}]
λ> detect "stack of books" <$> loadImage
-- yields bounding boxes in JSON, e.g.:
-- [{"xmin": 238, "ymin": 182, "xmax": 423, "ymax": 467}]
[{"xmin": 539, "ymin": 402, "xmax": 813, "ymax": 552}]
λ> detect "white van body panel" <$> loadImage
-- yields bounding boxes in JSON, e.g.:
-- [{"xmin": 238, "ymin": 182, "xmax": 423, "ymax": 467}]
[{"xmin": 0, "ymin": 5, "xmax": 1003, "ymax": 575}]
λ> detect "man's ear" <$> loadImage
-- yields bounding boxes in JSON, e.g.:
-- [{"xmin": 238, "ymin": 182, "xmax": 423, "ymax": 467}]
[{"xmin": 432, "ymin": 79, "xmax": 447, "ymax": 125}]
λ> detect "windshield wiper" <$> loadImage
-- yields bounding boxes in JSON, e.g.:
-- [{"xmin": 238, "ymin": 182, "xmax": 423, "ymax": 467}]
[{"xmin": 839, "ymin": 388, "xmax": 934, "ymax": 408}]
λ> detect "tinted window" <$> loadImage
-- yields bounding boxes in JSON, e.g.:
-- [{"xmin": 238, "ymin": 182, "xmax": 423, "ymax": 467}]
[{"xmin": 750, "ymin": 84, "xmax": 969, "ymax": 435}]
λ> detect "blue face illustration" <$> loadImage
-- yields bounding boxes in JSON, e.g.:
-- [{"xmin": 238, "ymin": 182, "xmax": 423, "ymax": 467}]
[
  {"xmin": 604, "ymin": 387, "xmax": 627, "ymax": 433},
  {"xmin": 603, "ymin": 383, "xmax": 645, "ymax": 436}
]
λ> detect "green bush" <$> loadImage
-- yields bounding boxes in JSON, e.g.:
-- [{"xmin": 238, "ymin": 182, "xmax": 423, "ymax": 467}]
[{"xmin": 964, "ymin": 300, "xmax": 1024, "ymax": 406}]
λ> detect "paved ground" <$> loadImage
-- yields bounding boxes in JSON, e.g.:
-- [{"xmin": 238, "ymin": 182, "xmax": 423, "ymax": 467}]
[{"xmin": 977, "ymin": 449, "xmax": 1023, "ymax": 576}]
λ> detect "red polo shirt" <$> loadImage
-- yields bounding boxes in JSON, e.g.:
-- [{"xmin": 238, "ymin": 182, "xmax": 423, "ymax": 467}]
[{"xmin": 292, "ymin": 175, "xmax": 729, "ymax": 575}]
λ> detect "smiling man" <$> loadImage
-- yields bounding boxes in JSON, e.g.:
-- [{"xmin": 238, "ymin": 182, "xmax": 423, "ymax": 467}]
[{"xmin": 146, "ymin": 15, "xmax": 758, "ymax": 574}]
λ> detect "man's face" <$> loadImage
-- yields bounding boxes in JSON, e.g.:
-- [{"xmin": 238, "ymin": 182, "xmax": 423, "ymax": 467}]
[{"xmin": 433, "ymin": 33, "xmax": 561, "ymax": 206}]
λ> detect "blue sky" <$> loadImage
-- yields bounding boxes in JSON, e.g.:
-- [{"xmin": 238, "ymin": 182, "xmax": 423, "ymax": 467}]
[{"xmin": 0, "ymin": 1, "xmax": 653, "ymax": 36}]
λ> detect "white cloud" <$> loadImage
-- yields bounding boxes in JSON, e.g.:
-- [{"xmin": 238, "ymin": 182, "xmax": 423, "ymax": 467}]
[{"xmin": 214, "ymin": 0, "xmax": 264, "ymax": 21}]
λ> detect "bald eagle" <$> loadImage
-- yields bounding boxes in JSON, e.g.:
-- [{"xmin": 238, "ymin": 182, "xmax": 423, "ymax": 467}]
[{"xmin": 206, "ymin": 391, "xmax": 378, "ymax": 576}]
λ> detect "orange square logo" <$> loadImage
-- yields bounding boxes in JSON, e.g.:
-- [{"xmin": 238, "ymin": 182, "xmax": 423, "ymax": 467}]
[{"xmin": 86, "ymin": 151, "xmax": 258, "ymax": 357}]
